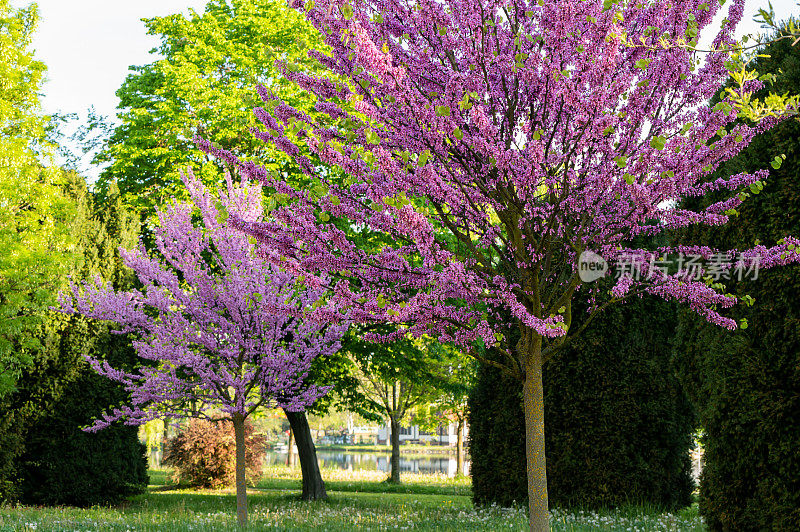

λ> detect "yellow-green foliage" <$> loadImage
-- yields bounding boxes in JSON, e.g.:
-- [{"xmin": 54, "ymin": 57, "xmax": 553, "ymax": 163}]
[
  {"xmin": 0, "ymin": 0, "xmax": 76, "ymax": 397},
  {"xmin": 96, "ymin": 0, "xmax": 328, "ymax": 218}
]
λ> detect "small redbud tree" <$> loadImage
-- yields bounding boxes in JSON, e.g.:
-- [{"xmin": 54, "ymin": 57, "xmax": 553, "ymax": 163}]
[
  {"xmin": 59, "ymin": 170, "xmax": 346, "ymax": 528},
  {"xmin": 197, "ymin": 0, "xmax": 800, "ymax": 529}
]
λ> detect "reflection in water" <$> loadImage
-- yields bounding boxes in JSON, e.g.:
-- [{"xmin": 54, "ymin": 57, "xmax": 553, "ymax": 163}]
[{"xmin": 265, "ymin": 450, "xmax": 470, "ymax": 477}]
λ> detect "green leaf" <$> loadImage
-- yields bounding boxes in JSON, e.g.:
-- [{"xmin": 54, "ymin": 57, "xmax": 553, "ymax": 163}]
[
  {"xmin": 435, "ymin": 105, "xmax": 451, "ymax": 117},
  {"xmin": 713, "ymin": 101, "xmax": 733, "ymax": 116},
  {"xmin": 418, "ymin": 150, "xmax": 431, "ymax": 166},
  {"xmin": 771, "ymin": 154, "xmax": 785, "ymax": 169},
  {"xmin": 215, "ymin": 202, "xmax": 229, "ymax": 224},
  {"xmin": 452, "ymin": 127, "xmax": 463, "ymax": 140},
  {"xmin": 650, "ymin": 136, "xmax": 666, "ymax": 151}
]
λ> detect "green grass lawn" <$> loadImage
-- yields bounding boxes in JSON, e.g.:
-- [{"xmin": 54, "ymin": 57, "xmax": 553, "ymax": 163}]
[{"xmin": 0, "ymin": 468, "xmax": 705, "ymax": 531}]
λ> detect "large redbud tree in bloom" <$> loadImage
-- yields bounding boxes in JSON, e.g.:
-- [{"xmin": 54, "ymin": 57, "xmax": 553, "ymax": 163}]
[
  {"xmin": 59, "ymin": 170, "xmax": 346, "ymax": 528},
  {"xmin": 197, "ymin": 0, "xmax": 800, "ymax": 528}
]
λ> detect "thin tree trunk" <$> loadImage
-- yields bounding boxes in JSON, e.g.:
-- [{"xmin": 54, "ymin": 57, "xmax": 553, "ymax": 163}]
[
  {"xmin": 232, "ymin": 413, "xmax": 248, "ymax": 529},
  {"xmin": 456, "ymin": 418, "xmax": 464, "ymax": 476},
  {"xmin": 285, "ymin": 410, "xmax": 327, "ymax": 500},
  {"xmin": 287, "ymin": 426, "xmax": 296, "ymax": 467},
  {"xmin": 523, "ymin": 339, "xmax": 549, "ymax": 532},
  {"xmin": 389, "ymin": 417, "xmax": 401, "ymax": 483}
]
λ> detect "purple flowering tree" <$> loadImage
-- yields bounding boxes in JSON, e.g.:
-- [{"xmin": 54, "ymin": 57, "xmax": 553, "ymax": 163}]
[
  {"xmin": 59, "ymin": 170, "xmax": 346, "ymax": 528},
  {"xmin": 196, "ymin": 0, "xmax": 800, "ymax": 529}
]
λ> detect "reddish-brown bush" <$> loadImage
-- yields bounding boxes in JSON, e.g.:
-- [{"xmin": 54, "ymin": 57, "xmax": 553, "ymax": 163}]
[{"xmin": 163, "ymin": 418, "xmax": 266, "ymax": 488}]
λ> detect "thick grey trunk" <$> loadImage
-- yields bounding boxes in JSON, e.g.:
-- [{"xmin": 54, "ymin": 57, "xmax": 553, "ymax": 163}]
[
  {"xmin": 285, "ymin": 410, "xmax": 327, "ymax": 500},
  {"xmin": 389, "ymin": 417, "xmax": 401, "ymax": 483},
  {"xmin": 232, "ymin": 413, "xmax": 248, "ymax": 529}
]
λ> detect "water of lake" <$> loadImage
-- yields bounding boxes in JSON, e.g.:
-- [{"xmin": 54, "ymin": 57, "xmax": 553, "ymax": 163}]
[{"xmin": 265, "ymin": 450, "xmax": 470, "ymax": 477}]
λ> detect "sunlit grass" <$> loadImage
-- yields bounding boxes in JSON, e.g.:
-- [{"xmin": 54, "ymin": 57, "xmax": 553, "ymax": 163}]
[
  {"xmin": 0, "ymin": 469, "xmax": 705, "ymax": 531},
  {"xmin": 257, "ymin": 464, "xmax": 471, "ymax": 496}
]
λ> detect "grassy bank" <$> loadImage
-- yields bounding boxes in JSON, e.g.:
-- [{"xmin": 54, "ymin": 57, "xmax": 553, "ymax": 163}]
[{"xmin": 0, "ymin": 468, "xmax": 705, "ymax": 531}]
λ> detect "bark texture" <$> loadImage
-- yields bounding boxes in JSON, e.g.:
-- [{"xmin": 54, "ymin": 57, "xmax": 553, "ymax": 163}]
[
  {"xmin": 285, "ymin": 410, "xmax": 327, "ymax": 500},
  {"xmin": 232, "ymin": 413, "xmax": 247, "ymax": 529},
  {"xmin": 523, "ymin": 339, "xmax": 549, "ymax": 531},
  {"xmin": 389, "ymin": 416, "xmax": 401, "ymax": 483},
  {"xmin": 456, "ymin": 418, "xmax": 465, "ymax": 476}
]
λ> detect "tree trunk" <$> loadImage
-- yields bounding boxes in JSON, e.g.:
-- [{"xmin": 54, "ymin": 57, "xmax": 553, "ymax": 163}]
[
  {"xmin": 232, "ymin": 413, "xmax": 248, "ymax": 529},
  {"xmin": 286, "ymin": 426, "xmax": 296, "ymax": 467},
  {"xmin": 285, "ymin": 410, "xmax": 327, "ymax": 500},
  {"xmin": 456, "ymin": 418, "xmax": 464, "ymax": 476},
  {"xmin": 523, "ymin": 340, "xmax": 549, "ymax": 531},
  {"xmin": 389, "ymin": 417, "xmax": 401, "ymax": 483}
]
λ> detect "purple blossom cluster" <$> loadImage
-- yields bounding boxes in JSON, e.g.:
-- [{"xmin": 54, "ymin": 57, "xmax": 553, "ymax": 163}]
[
  {"xmin": 58, "ymin": 170, "xmax": 347, "ymax": 431},
  {"xmin": 196, "ymin": 0, "xmax": 800, "ymax": 358}
]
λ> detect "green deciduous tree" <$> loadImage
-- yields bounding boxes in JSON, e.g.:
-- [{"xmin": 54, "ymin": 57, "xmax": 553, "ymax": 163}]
[
  {"xmin": 0, "ymin": 0, "xmax": 75, "ymax": 397},
  {"xmin": 96, "ymin": 0, "xmax": 324, "ymax": 218},
  {"xmin": 411, "ymin": 350, "xmax": 474, "ymax": 476},
  {"xmin": 345, "ymin": 331, "xmax": 460, "ymax": 483}
]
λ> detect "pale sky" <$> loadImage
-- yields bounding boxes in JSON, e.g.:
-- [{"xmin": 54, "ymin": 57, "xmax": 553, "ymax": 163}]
[
  {"xmin": 14, "ymin": 0, "xmax": 209, "ymax": 121},
  {"xmin": 13, "ymin": 0, "xmax": 798, "ymax": 124}
]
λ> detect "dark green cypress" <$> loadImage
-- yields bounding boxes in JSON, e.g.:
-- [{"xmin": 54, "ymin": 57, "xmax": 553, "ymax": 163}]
[
  {"xmin": 467, "ymin": 356, "xmax": 527, "ymax": 507},
  {"xmin": 469, "ymin": 295, "xmax": 694, "ymax": 509},
  {"xmin": 673, "ymin": 26, "xmax": 800, "ymax": 531},
  {"xmin": 1, "ymin": 175, "xmax": 148, "ymax": 506}
]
